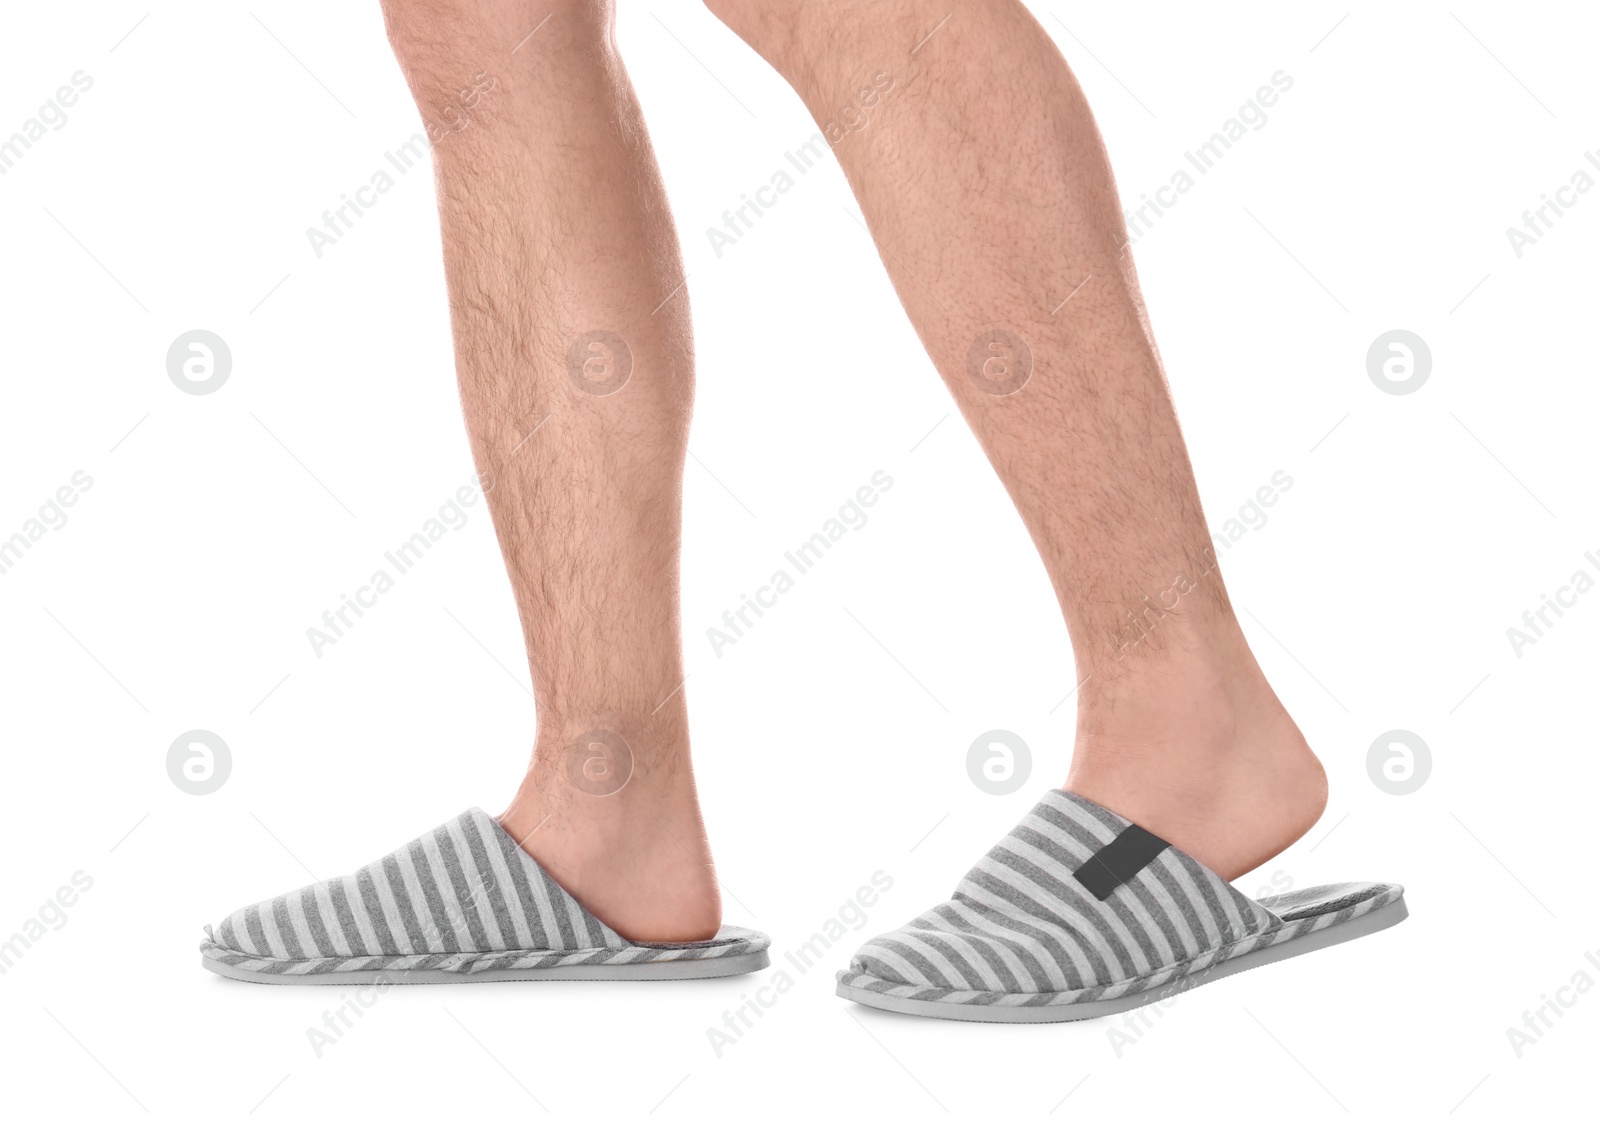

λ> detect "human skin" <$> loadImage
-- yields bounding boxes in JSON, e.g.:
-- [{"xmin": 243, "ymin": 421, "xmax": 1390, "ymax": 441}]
[
  {"xmin": 381, "ymin": 0, "xmax": 719, "ymax": 942},
  {"xmin": 379, "ymin": 0, "xmax": 1326, "ymax": 942}
]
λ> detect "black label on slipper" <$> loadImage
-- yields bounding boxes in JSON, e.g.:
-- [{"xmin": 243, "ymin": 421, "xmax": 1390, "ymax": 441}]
[{"xmin": 1073, "ymin": 825, "xmax": 1171, "ymax": 900}]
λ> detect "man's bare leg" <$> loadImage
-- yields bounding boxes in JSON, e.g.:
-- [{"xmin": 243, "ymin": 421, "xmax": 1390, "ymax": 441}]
[
  {"xmin": 709, "ymin": 0, "xmax": 1326, "ymax": 879},
  {"xmin": 381, "ymin": 0, "xmax": 719, "ymax": 940}
]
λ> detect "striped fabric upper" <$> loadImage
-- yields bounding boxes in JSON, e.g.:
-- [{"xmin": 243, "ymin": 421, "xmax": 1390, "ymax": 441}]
[
  {"xmin": 841, "ymin": 790, "xmax": 1410, "ymax": 1009},
  {"xmin": 202, "ymin": 809, "xmax": 765, "ymax": 977},
  {"xmin": 838, "ymin": 789, "xmax": 1406, "ymax": 1014},
  {"xmin": 846, "ymin": 791, "xmax": 1279, "ymax": 998}
]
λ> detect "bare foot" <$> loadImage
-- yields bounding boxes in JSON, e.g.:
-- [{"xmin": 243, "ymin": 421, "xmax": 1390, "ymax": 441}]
[
  {"xmin": 498, "ymin": 738, "xmax": 722, "ymax": 944},
  {"xmin": 1065, "ymin": 622, "xmax": 1328, "ymax": 881}
]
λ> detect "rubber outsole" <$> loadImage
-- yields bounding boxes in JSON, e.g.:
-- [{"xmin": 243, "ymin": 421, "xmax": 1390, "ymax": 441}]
[
  {"xmin": 203, "ymin": 948, "xmax": 770, "ymax": 985},
  {"xmin": 836, "ymin": 895, "xmax": 1408, "ymax": 1023}
]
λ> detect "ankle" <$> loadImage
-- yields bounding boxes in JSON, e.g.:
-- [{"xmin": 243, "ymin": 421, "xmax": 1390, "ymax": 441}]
[
  {"xmin": 1077, "ymin": 614, "xmax": 1268, "ymax": 751},
  {"xmin": 1065, "ymin": 622, "xmax": 1328, "ymax": 879},
  {"xmin": 498, "ymin": 734, "xmax": 722, "ymax": 943},
  {"xmin": 501, "ymin": 734, "xmax": 703, "ymax": 857}
]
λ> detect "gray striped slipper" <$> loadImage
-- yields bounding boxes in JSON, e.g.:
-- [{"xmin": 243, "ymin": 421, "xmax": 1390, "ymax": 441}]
[
  {"xmin": 837, "ymin": 790, "xmax": 1406, "ymax": 1022},
  {"xmin": 201, "ymin": 808, "xmax": 770, "ymax": 984}
]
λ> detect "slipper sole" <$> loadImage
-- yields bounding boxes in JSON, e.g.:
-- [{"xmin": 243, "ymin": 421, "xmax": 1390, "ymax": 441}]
[{"xmin": 203, "ymin": 947, "xmax": 770, "ymax": 985}]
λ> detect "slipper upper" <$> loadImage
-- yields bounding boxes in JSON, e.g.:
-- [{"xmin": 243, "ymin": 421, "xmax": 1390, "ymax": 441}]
[
  {"xmin": 848, "ymin": 790, "xmax": 1284, "ymax": 995},
  {"xmin": 210, "ymin": 809, "xmax": 628, "ymax": 960}
]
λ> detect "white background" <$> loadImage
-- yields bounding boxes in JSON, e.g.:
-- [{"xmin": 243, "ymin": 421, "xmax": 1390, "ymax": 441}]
[{"xmin": 1, "ymin": 1, "xmax": 1596, "ymax": 1122}]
